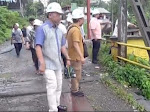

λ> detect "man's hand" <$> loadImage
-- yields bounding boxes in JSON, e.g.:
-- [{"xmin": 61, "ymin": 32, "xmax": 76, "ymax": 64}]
[
  {"xmin": 39, "ymin": 62, "xmax": 46, "ymax": 74},
  {"xmin": 66, "ymin": 60, "xmax": 71, "ymax": 67},
  {"xmin": 81, "ymin": 57, "xmax": 85, "ymax": 64},
  {"xmin": 25, "ymin": 42, "xmax": 30, "ymax": 50}
]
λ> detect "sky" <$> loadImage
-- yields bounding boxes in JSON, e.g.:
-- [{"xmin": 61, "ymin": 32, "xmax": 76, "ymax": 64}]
[{"xmin": 102, "ymin": 0, "xmax": 111, "ymax": 3}]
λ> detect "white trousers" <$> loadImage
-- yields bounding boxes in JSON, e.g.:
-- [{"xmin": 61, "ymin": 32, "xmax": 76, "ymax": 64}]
[{"xmin": 44, "ymin": 69, "xmax": 62, "ymax": 112}]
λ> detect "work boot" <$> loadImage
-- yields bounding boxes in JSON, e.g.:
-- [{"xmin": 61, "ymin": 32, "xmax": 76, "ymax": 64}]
[
  {"xmin": 92, "ymin": 60, "xmax": 98, "ymax": 64},
  {"xmin": 71, "ymin": 91, "xmax": 84, "ymax": 97},
  {"xmin": 57, "ymin": 105, "xmax": 67, "ymax": 112}
]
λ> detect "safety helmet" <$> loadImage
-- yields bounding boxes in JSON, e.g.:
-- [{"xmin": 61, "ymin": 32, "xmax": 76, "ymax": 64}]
[
  {"xmin": 46, "ymin": 2, "xmax": 63, "ymax": 14},
  {"xmin": 15, "ymin": 23, "xmax": 19, "ymax": 27},
  {"xmin": 33, "ymin": 19, "xmax": 43, "ymax": 26},
  {"xmin": 72, "ymin": 8, "xmax": 84, "ymax": 19}
]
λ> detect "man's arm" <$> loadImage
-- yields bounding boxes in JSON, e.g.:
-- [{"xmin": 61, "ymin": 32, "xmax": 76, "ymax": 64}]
[
  {"xmin": 35, "ymin": 26, "xmax": 45, "ymax": 73},
  {"xmin": 61, "ymin": 46, "xmax": 70, "ymax": 60},
  {"xmin": 36, "ymin": 45, "xmax": 45, "ymax": 73},
  {"xmin": 90, "ymin": 20, "xmax": 97, "ymax": 40},
  {"xmin": 61, "ymin": 35, "xmax": 70, "ymax": 66},
  {"xmin": 21, "ymin": 35, "xmax": 25, "ymax": 44},
  {"xmin": 91, "ymin": 29, "xmax": 97, "ymax": 40},
  {"xmin": 73, "ymin": 42, "xmax": 85, "ymax": 64},
  {"xmin": 61, "ymin": 46, "xmax": 71, "ymax": 66}
]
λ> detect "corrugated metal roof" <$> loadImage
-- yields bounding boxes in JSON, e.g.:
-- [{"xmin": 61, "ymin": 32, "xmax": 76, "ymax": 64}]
[{"xmin": 78, "ymin": 7, "xmax": 110, "ymax": 14}]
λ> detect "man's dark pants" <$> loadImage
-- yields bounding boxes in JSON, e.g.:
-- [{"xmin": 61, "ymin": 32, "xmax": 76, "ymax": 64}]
[
  {"xmin": 30, "ymin": 48, "xmax": 39, "ymax": 70},
  {"xmin": 92, "ymin": 39, "xmax": 101, "ymax": 63},
  {"xmin": 14, "ymin": 43, "xmax": 22, "ymax": 56}
]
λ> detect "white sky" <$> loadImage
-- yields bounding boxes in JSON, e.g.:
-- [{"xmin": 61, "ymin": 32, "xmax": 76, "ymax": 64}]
[{"xmin": 102, "ymin": 0, "xmax": 111, "ymax": 3}]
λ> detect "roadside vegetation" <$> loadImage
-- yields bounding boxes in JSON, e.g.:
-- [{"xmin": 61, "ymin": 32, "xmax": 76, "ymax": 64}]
[{"xmin": 0, "ymin": 7, "xmax": 27, "ymax": 44}]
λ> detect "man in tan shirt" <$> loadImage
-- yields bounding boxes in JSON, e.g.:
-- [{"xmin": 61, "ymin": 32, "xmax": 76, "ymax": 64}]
[{"xmin": 67, "ymin": 8, "xmax": 85, "ymax": 97}]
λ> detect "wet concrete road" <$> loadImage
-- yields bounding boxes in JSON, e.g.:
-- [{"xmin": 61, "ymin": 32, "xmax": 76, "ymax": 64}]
[{"xmin": 0, "ymin": 41, "xmax": 134, "ymax": 111}]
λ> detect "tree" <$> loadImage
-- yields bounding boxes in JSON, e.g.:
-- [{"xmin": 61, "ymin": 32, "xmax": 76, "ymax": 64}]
[
  {"xmin": 25, "ymin": 1, "xmax": 44, "ymax": 17},
  {"xmin": 0, "ymin": 7, "xmax": 27, "ymax": 44}
]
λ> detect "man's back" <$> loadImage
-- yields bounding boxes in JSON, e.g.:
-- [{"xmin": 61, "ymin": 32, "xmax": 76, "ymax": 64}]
[
  {"xmin": 90, "ymin": 17, "xmax": 102, "ymax": 40},
  {"xmin": 67, "ymin": 24, "xmax": 83, "ymax": 61}
]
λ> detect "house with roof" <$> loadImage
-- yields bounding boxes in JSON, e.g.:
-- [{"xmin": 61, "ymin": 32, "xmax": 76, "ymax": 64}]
[
  {"xmin": 77, "ymin": 7, "xmax": 110, "ymax": 20},
  {"xmin": 0, "ymin": 0, "xmax": 29, "ymax": 10}
]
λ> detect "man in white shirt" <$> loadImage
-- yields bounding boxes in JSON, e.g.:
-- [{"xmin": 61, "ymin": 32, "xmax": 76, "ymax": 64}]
[
  {"xmin": 112, "ymin": 19, "xmax": 137, "ymax": 38},
  {"xmin": 90, "ymin": 9, "xmax": 102, "ymax": 64},
  {"xmin": 25, "ymin": 18, "xmax": 35, "ymax": 49}
]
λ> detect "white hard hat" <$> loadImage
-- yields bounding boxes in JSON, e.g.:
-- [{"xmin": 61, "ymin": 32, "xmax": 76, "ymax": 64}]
[
  {"xmin": 72, "ymin": 8, "xmax": 84, "ymax": 19},
  {"xmin": 66, "ymin": 16, "xmax": 73, "ymax": 23},
  {"xmin": 33, "ymin": 19, "xmax": 43, "ymax": 26},
  {"xmin": 15, "ymin": 23, "xmax": 19, "ymax": 27},
  {"xmin": 92, "ymin": 9, "xmax": 100, "ymax": 15},
  {"xmin": 46, "ymin": 2, "xmax": 63, "ymax": 14}
]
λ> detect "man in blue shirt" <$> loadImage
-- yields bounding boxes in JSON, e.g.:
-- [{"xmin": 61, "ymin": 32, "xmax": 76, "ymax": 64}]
[{"xmin": 35, "ymin": 2, "xmax": 70, "ymax": 112}]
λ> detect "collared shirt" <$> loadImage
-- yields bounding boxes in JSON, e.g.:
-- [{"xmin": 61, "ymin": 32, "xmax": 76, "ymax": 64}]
[
  {"xmin": 66, "ymin": 24, "xmax": 84, "ymax": 61},
  {"xmin": 36, "ymin": 20, "xmax": 66, "ymax": 70},
  {"xmin": 26, "ymin": 25, "xmax": 33, "ymax": 42},
  {"xmin": 80, "ymin": 25, "xmax": 85, "ymax": 39},
  {"xmin": 12, "ymin": 28, "xmax": 23, "ymax": 43},
  {"xmin": 28, "ymin": 29, "xmax": 36, "ymax": 49},
  {"xmin": 58, "ymin": 23, "xmax": 67, "ymax": 35},
  {"xmin": 90, "ymin": 17, "xmax": 102, "ymax": 40}
]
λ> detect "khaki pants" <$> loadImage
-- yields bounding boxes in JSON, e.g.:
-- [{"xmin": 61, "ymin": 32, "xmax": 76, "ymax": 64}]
[{"xmin": 71, "ymin": 60, "xmax": 82, "ymax": 92}]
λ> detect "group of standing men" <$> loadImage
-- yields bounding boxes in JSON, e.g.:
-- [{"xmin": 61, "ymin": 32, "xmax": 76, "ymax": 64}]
[{"xmin": 11, "ymin": 2, "xmax": 103, "ymax": 112}]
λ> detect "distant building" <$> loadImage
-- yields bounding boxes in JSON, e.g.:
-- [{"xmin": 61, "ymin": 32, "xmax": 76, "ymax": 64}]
[
  {"xmin": 0, "ymin": 0, "xmax": 30, "ymax": 17},
  {"xmin": 0, "ymin": 0, "xmax": 29, "ymax": 10},
  {"xmin": 91, "ymin": 0, "xmax": 100, "ymax": 4},
  {"xmin": 77, "ymin": 7, "xmax": 110, "ymax": 20}
]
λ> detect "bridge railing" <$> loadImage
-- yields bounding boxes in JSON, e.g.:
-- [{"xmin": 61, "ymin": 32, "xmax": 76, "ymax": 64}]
[{"xmin": 101, "ymin": 38, "xmax": 150, "ymax": 72}]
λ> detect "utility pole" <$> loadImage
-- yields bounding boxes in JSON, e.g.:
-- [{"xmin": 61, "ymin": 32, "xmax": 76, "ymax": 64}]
[
  {"xmin": 87, "ymin": 0, "xmax": 91, "ymax": 39},
  {"xmin": 130, "ymin": 0, "xmax": 150, "ymax": 58},
  {"xmin": 19, "ymin": 0, "xmax": 24, "ymax": 17},
  {"xmin": 118, "ymin": 0, "xmax": 127, "ymax": 58},
  {"xmin": 111, "ymin": 0, "xmax": 114, "ymax": 33}
]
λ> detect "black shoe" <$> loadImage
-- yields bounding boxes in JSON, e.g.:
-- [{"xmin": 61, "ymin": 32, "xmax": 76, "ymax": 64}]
[
  {"xmin": 71, "ymin": 91, "xmax": 84, "ymax": 97},
  {"xmin": 92, "ymin": 60, "xmax": 98, "ymax": 64},
  {"xmin": 57, "ymin": 105, "xmax": 67, "ymax": 112}
]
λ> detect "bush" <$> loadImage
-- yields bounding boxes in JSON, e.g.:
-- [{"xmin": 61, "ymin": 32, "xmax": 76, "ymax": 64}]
[
  {"xmin": 0, "ymin": 6, "xmax": 27, "ymax": 44},
  {"xmin": 98, "ymin": 43, "xmax": 150, "ymax": 99}
]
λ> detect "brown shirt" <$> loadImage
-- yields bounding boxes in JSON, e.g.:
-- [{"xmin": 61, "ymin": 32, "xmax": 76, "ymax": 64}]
[{"xmin": 67, "ymin": 24, "xmax": 84, "ymax": 61}]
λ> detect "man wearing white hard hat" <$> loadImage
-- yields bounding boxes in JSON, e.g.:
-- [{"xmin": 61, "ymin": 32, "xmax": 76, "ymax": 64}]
[
  {"xmin": 66, "ymin": 8, "xmax": 85, "ymax": 97},
  {"xmin": 35, "ymin": 2, "xmax": 70, "ymax": 112},
  {"xmin": 28, "ymin": 19, "xmax": 43, "ymax": 74},
  {"xmin": 11, "ymin": 23, "xmax": 24, "ymax": 57},
  {"xmin": 90, "ymin": 9, "xmax": 102, "ymax": 64},
  {"xmin": 25, "ymin": 18, "xmax": 35, "ymax": 50},
  {"xmin": 66, "ymin": 14, "xmax": 73, "ymax": 28}
]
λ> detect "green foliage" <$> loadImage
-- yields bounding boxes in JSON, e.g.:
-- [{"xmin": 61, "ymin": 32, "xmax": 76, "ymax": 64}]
[
  {"xmin": 98, "ymin": 43, "xmax": 150, "ymax": 99},
  {"xmin": 128, "ymin": 54, "xmax": 150, "ymax": 66},
  {"xmin": 107, "ymin": 0, "xmax": 120, "ymax": 24},
  {"xmin": 25, "ymin": 1, "xmax": 44, "ymax": 17},
  {"xmin": 0, "ymin": 6, "xmax": 27, "ymax": 44}
]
